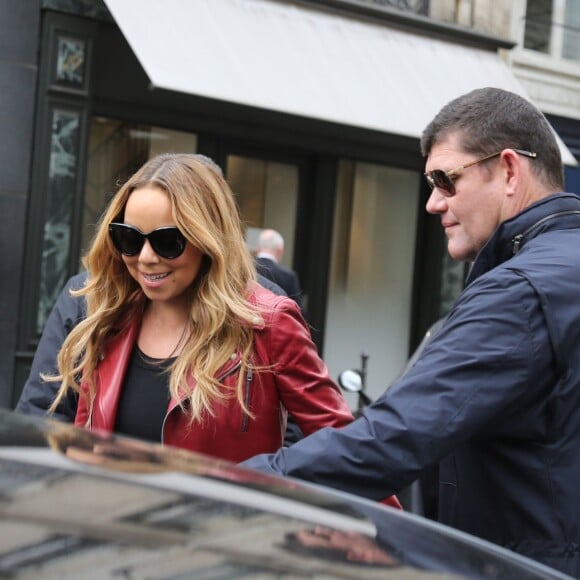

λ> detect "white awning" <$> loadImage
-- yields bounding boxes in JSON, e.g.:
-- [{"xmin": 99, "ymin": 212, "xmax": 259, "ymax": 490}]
[{"xmin": 103, "ymin": 0, "xmax": 576, "ymax": 165}]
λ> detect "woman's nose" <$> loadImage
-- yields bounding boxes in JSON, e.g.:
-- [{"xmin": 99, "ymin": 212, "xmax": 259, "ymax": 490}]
[{"xmin": 138, "ymin": 239, "xmax": 160, "ymax": 262}]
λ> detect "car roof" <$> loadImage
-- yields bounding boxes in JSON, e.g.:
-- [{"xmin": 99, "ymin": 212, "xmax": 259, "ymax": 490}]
[{"xmin": 0, "ymin": 410, "xmax": 570, "ymax": 579}]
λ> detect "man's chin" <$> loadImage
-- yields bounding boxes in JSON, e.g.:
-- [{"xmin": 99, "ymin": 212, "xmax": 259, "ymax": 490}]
[{"xmin": 446, "ymin": 242, "xmax": 473, "ymax": 263}]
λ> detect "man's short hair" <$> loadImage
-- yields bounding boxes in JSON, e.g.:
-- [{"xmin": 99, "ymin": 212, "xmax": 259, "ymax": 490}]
[
  {"xmin": 420, "ymin": 87, "xmax": 564, "ymax": 191},
  {"xmin": 258, "ymin": 229, "xmax": 284, "ymax": 252}
]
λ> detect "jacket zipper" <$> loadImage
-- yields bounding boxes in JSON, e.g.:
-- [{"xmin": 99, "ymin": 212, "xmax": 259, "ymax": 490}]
[
  {"xmin": 241, "ymin": 368, "xmax": 253, "ymax": 433},
  {"xmin": 512, "ymin": 210, "xmax": 580, "ymax": 254},
  {"xmin": 161, "ymin": 359, "xmax": 242, "ymax": 444}
]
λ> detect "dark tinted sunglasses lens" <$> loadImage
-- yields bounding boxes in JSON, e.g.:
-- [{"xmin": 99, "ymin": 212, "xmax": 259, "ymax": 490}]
[
  {"xmin": 430, "ymin": 170, "xmax": 455, "ymax": 196},
  {"xmin": 109, "ymin": 225, "xmax": 144, "ymax": 256},
  {"xmin": 148, "ymin": 228, "xmax": 186, "ymax": 259}
]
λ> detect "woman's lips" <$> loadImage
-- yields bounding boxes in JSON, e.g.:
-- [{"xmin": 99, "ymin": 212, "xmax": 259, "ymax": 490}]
[{"xmin": 140, "ymin": 271, "xmax": 171, "ymax": 287}]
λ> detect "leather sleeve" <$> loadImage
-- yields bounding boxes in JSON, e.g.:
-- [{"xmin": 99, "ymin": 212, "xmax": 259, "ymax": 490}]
[{"xmin": 257, "ymin": 295, "xmax": 353, "ymax": 434}]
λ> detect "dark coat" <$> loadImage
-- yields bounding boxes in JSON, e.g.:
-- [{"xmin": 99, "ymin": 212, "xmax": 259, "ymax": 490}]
[
  {"xmin": 255, "ymin": 256, "xmax": 304, "ymax": 311},
  {"xmin": 16, "ymin": 272, "xmax": 87, "ymax": 421},
  {"xmin": 244, "ymin": 193, "xmax": 580, "ymax": 576}
]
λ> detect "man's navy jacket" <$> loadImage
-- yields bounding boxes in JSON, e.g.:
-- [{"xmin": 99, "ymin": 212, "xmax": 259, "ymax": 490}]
[{"xmin": 245, "ymin": 193, "xmax": 580, "ymax": 576}]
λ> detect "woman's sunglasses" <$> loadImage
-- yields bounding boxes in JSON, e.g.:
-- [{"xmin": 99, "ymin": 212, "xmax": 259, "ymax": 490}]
[
  {"xmin": 109, "ymin": 223, "xmax": 187, "ymax": 259},
  {"xmin": 424, "ymin": 148, "xmax": 537, "ymax": 197}
]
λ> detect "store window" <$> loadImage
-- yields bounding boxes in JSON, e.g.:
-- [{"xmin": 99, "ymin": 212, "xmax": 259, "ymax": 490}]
[
  {"xmin": 524, "ymin": 0, "xmax": 580, "ymax": 62},
  {"xmin": 81, "ymin": 118, "xmax": 198, "ymax": 255},
  {"xmin": 356, "ymin": 0, "xmax": 428, "ymax": 14},
  {"xmin": 562, "ymin": 0, "xmax": 580, "ymax": 60},
  {"xmin": 36, "ymin": 108, "xmax": 82, "ymax": 333},
  {"xmin": 36, "ymin": 116, "xmax": 197, "ymax": 333},
  {"xmin": 226, "ymin": 155, "xmax": 299, "ymax": 269},
  {"xmin": 35, "ymin": 118, "xmax": 197, "ymax": 331},
  {"xmin": 323, "ymin": 160, "xmax": 420, "ymax": 405},
  {"xmin": 524, "ymin": 0, "xmax": 552, "ymax": 53}
]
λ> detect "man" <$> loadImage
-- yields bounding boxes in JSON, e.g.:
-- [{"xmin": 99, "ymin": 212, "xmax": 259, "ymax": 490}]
[
  {"xmin": 244, "ymin": 88, "xmax": 580, "ymax": 576},
  {"xmin": 255, "ymin": 229, "xmax": 304, "ymax": 311}
]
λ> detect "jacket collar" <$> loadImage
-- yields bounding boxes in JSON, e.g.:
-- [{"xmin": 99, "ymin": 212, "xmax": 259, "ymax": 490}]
[{"xmin": 467, "ymin": 193, "xmax": 580, "ymax": 284}]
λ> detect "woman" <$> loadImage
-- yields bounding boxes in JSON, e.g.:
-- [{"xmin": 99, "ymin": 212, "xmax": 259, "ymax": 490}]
[{"xmin": 47, "ymin": 153, "xmax": 353, "ymax": 462}]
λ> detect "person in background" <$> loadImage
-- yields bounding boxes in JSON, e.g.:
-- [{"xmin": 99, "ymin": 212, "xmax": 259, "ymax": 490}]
[
  {"xmin": 16, "ymin": 271, "xmax": 87, "ymax": 422},
  {"xmin": 255, "ymin": 229, "xmax": 304, "ymax": 312},
  {"xmin": 41, "ymin": 153, "xmax": 354, "ymax": 464},
  {"xmin": 244, "ymin": 87, "xmax": 580, "ymax": 576}
]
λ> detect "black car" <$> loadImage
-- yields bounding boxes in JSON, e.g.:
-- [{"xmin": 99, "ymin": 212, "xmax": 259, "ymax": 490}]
[{"xmin": 0, "ymin": 410, "xmax": 570, "ymax": 579}]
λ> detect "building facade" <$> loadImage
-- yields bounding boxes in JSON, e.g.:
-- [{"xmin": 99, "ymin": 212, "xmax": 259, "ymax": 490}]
[
  {"xmin": 1, "ymin": 0, "xmax": 572, "ymax": 410},
  {"xmin": 424, "ymin": 0, "xmax": 580, "ymax": 185}
]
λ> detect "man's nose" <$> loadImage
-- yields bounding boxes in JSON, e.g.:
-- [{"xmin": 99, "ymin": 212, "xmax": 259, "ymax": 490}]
[{"xmin": 425, "ymin": 189, "xmax": 448, "ymax": 215}]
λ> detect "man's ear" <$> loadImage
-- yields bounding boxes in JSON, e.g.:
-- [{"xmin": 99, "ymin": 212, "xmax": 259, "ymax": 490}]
[{"xmin": 502, "ymin": 149, "xmax": 522, "ymax": 197}]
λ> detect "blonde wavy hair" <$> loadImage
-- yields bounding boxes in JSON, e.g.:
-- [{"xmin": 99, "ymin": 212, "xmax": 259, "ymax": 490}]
[{"xmin": 48, "ymin": 153, "xmax": 261, "ymax": 423}]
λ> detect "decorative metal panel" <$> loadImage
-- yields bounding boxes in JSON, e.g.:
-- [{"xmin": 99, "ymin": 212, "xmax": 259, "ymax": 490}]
[
  {"xmin": 56, "ymin": 35, "xmax": 86, "ymax": 86},
  {"xmin": 36, "ymin": 109, "xmax": 81, "ymax": 333}
]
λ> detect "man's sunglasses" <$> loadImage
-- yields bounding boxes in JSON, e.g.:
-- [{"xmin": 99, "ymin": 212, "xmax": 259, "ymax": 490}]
[
  {"xmin": 108, "ymin": 223, "xmax": 187, "ymax": 259},
  {"xmin": 424, "ymin": 148, "xmax": 537, "ymax": 197}
]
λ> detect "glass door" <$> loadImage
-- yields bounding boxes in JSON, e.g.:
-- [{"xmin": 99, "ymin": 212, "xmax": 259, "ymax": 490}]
[
  {"xmin": 225, "ymin": 154, "xmax": 300, "ymax": 270},
  {"xmin": 324, "ymin": 160, "xmax": 421, "ymax": 404}
]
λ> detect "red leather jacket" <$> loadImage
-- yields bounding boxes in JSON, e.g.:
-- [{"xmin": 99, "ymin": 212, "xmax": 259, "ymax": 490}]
[{"xmin": 75, "ymin": 284, "xmax": 353, "ymax": 462}]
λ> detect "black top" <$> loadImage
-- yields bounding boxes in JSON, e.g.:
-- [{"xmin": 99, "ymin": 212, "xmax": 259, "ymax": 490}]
[{"xmin": 114, "ymin": 345, "xmax": 173, "ymax": 443}]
